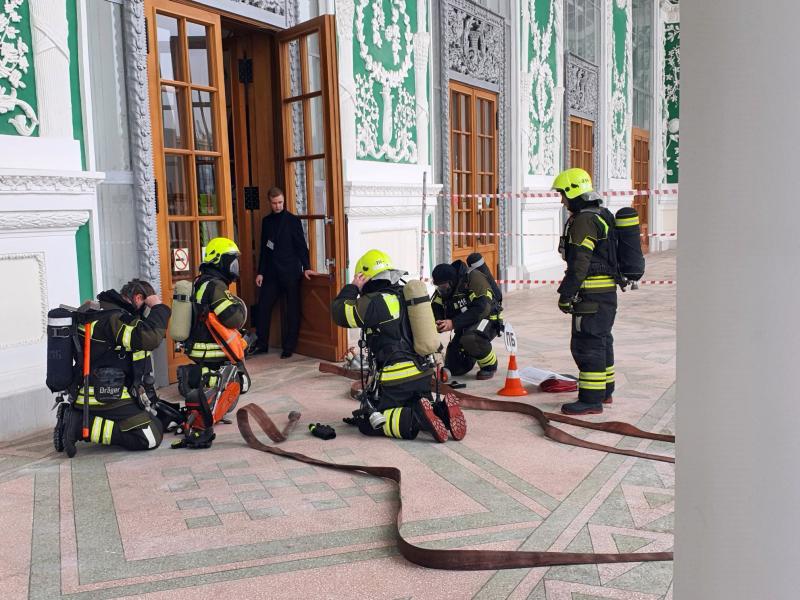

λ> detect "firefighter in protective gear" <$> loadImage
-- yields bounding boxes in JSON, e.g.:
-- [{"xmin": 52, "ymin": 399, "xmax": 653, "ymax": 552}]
[
  {"xmin": 180, "ymin": 237, "xmax": 248, "ymax": 447},
  {"xmin": 553, "ymin": 168, "xmax": 617, "ymax": 415},
  {"xmin": 186, "ymin": 237, "xmax": 247, "ymax": 365},
  {"xmin": 431, "ymin": 261, "xmax": 503, "ymax": 380},
  {"xmin": 54, "ymin": 279, "xmax": 171, "ymax": 458},
  {"xmin": 331, "ymin": 249, "xmax": 462, "ymax": 443}
]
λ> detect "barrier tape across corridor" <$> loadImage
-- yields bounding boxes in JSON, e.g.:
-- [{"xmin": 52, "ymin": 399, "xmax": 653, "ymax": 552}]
[
  {"xmin": 423, "ymin": 230, "xmax": 677, "ymax": 239},
  {"xmin": 421, "ymin": 277, "xmax": 675, "ymax": 286},
  {"xmin": 437, "ymin": 187, "xmax": 679, "ymax": 200}
]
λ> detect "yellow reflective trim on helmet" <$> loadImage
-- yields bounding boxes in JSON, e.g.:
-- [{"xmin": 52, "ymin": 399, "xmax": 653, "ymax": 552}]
[
  {"xmin": 616, "ymin": 216, "xmax": 639, "ymax": 227},
  {"xmin": 552, "ymin": 168, "xmax": 593, "ymax": 199},
  {"xmin": 90, "ymin": 417, "xmax": 103, "ymax": 443},
  {"xmin": 381, "ymin": 294, "xmax": 400, "ymax": 319},
  {"xmin": 344, "ymin": 303, "xmax": 359, "ymax": 328},
  {"xmin": 354, "ymin": 249, "xmax": 394, "ymax": 280},
  {"xmin": 102, "ymin": 419, "xmax": 114, "ymax": 445}
]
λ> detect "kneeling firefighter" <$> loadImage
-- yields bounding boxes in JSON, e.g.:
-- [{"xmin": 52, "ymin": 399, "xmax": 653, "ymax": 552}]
[
  {"xmin": 431, "ymin": 259, "xmax": 503, "ymax": 380},
  {"xmin": 552, "ymin": 167, "xmax": 644, "ymax": 415},
  {"xmin": 331, "ymin": 249, "xmax": 465, "ymax": 443},
  {"xmin": 169, "ymin": 237, "xmax": 249, "ymax": 449},
  {"xmin": 49, "ymin": 279, "xmax": 172, "ymax": 458}
]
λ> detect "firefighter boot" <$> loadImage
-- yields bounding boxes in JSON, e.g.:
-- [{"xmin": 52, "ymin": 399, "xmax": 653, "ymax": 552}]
[
  {"xmin": 561, "ymin": 400, "xmax": 603, "ymax": 416},
  {"xmin": 62, "ymin": 407, "xmax": 83, "ymax": 458}
]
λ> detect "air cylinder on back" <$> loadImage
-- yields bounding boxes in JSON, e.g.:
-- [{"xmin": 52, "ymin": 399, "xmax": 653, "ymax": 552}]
[
  {"xmin": 46, "ymin": 307, "xmax": 75, "ymax": 393},
  {"xmin": 614, "ymin": 207, "xmax": 646, "ymax": 281},
  {"xmin": 402, "ymin": 279, "xmax": 441, "ymax": 357},
  {"xmin": 169, "ymin": 279, "xmax": 194, "ymax": 342}
]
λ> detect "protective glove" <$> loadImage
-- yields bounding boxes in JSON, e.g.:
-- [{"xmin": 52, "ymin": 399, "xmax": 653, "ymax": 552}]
[
  {"xmin": 309, "ymin": 423, "xmax": 336, "ymax": 440},
  {"xmin": 558, "ymin": 296, "xmax": 574, "ymax": 314}
]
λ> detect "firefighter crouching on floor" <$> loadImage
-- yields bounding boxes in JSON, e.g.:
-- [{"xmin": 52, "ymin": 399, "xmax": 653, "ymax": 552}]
[
  {"xmin": 330, "ymin": 249, "xmax": 465, "ymax": 443},
  {"xmin": 431, "ymin": 260, "xmax": 502, "ymax": 380},
  {"xmin": 179, "ymin": 237, "xmax": 248, "ymax": 448},
  {"xmin": 553, "ymin": 167, "xmax": 617, "ymax": 415},
  {"xmin": 53, "ymin": 279, "xmax": 171, "ymax": 458}
]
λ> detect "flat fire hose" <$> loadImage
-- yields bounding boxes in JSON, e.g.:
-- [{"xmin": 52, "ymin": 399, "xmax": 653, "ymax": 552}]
[
  {"xmin": 320, "ymin": 362, "xmax": 674, "ymax": 464},
  {"xmin": 233, "ymin": 363, "xmax": 674, "ymax": 571}
]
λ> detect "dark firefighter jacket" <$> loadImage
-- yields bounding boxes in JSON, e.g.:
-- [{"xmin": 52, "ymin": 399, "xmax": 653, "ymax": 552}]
[
  {"xmin": 557, "ymin": 206, "xmax": 618, "ymax": 299},
  {"xmin": 331, "ymin": 282, "xmax": 430, "ymax": 385},
  {"xmin": 431, "ymin": 265, "xmax": 500, "ymax": 332},
  {"xmin": 75, "ymin": 290, "xmax": 170, "ymax": 407},
  {"xmin": 188, "ymin": 265, "xmax": 247, "ymax": 362}
]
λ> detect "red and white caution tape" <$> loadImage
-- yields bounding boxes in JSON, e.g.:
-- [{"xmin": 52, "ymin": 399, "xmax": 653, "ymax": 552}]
[
  {"xmin": 495, "ymin": 279, "xmax": 675, "ymax": 286},
  {"xmin": 438, "ymin": 188, "xmax": 679, "ymax": 200},
  {"xmin": 422, "ymin": 277, "xmax": 675, "ymax": 286},
  {"xmin": 423, "ymin": 230, "xmax": 677, "ymax": 239}
]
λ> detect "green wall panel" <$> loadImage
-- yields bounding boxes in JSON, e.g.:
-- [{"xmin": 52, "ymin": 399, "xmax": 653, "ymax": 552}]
[
  {"xmin": 76, "ymin": 222, "xmax": 94, "ymax": 302},
  {"xmin": 0, "ymin": 0, "xmax": 39, "ymax": 136},
  {"xmin": 664, "ymin": 22, "xmax": 679, "ymax": 183}
]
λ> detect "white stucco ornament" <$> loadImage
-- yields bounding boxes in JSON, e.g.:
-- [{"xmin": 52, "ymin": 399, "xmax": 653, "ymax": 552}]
[
  {"xmin": 0, "ymin": 0, "xmax": 39, "ymax": 136},
  {"xmin": 668, "ymin": 118, "xmax": 679, "ymax": 134}
]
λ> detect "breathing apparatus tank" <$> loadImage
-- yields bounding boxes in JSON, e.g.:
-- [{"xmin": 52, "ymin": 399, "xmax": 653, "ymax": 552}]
[
  {"xmin": 614, "ymin": 207, "xmax": 646, "ymax": 283},
  {"xmin": 169, "ymin": 279, "xmax": 194, "ymax": 342},
  {"xmin": 46, "ymin": 307, "xmax": 76, "ymax": 393},
  {"xmin": 402, "ymin": 279, "xmax": 441, "ymax": 357}
]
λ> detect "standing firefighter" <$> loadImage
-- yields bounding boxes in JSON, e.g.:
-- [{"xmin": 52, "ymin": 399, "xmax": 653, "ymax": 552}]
[
  {"xmin": 51, "ymin": 279, "xmax": 171, "ymax": 458},
  {"xmin": 553, "ymin": 168, "xmax": 619, "ymax": 415},
  {"xmin": 431, "ymin": 260, "xmax": 503, "ymax": 380},
  {"xmin": 331, "ymin": 249, "xmax": 465, "ymax": 443}
]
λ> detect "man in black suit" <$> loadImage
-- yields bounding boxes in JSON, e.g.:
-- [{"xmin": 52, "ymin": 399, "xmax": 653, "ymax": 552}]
[{"xmin": 253, "ymin": 187, "xmax": 315, "ymax": 358}]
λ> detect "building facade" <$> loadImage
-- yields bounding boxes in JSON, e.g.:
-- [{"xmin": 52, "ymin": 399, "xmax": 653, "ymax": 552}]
[{"xmin": 0, "ymin": 0, "xmax": 680, "ymax": 440}]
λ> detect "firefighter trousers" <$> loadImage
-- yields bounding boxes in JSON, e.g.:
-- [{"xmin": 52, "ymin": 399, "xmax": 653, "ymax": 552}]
[
  {"xmin": 570, "ymin": 291, "xmax": 617, "ymax": 405},
  {"xmin": 76, "ymin": 401, "xmax": 164, "ymax": 451}
]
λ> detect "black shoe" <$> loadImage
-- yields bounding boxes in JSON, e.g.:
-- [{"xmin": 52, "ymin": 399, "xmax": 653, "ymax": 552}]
[
  {"xmin": 248, "ymin": 345, "xmax": 268, "ymax": 356},
  {"xmin": 62, "ymin": 407, "xmax": 82, "ymax": 458},
  {"xmin": 561, "ymin": 401, "xmax": 603, "ymax": 415},
  {"xmin": 476, "ymin": 368, "xmax": 496, "ymax": 380},
  {"xmin": 280, "ymin": 350, "xmax": 293, "ymax": 359}
]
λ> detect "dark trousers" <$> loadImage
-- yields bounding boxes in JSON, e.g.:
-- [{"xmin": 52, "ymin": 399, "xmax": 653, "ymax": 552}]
[
  {"xmin": 256, "ymin": 275, "xmax": 301, "ymax": 352},
  {"xmin": 77, "ymin": 401, "xmax": 164, "ymax": 451},
  {"xmin": 571, "ymin": 291, "xmax": 617, "ymax": 405}
]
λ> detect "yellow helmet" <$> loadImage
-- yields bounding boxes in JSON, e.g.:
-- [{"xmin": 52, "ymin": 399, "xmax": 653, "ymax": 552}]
[
  {"xmin": 354, "ymin": 249, "xmax": 394, "ymax": 280},
  {"xmin": 203, "ymin": 237, "xmax": 240, "ymax": 265},
  {"xmin": 552, "ymin": 168, "xmax": 594, "ymax": 199}
]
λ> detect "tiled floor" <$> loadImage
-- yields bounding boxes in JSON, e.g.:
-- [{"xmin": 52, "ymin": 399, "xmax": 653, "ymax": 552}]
[{"xmin": 0, "ymin": 251, "xmax": 676, "ymax": 600}]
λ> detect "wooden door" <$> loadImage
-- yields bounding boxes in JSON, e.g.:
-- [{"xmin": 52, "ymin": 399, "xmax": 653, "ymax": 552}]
[
  {"xmin": 569, "ymin": 115, "xmax": 594, "ymax": 182},
  {"xmin": 276, "ymin": 16, "xmax": 347, "ymax": 361},
  {"xmin": 631, "ymin": 127, "xmax": 650, "ymax": 254},
  {"xmin": 146, "ymin": 0, "xmax": 234, "ymax": 380},
  {"xmin": 449, "ymin": 81, "xmax": 499, "ymax": 274},
  {"xmin": 225, "ymin": 33, "xmax": 278, "ymax": 321}
]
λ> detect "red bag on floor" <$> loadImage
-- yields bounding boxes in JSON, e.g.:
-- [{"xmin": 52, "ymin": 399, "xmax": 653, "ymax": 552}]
[{"xmin": 540, "ymin": 377, "xmax": 578, "ymax": 393}]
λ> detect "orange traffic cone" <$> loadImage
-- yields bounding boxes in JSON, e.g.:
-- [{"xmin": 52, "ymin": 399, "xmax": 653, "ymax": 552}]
[{"xmin": 497, "ymin": 354, "xmax": 528, "ymax": 397}]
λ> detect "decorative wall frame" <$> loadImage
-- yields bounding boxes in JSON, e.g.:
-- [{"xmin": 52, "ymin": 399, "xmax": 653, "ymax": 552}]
[
  {"xmin": 438, "ymin": 0, "xmax": 508, "ymax": 274},
  {"xmin": 0, "ymin": 252, "xmax": 48, "ymax": 349},
  {"xmin": 563, "ymin": 52, "xmax": 600, "ymax": 181}
]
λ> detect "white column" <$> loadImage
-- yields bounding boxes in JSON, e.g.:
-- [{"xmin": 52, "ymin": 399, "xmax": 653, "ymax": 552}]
[
  {"xmin": 29, "ymin": 0, "xmax": 73, "ymax": 138},
  {"xmin": 676, "ymin": 2, "xmax": 800, "ymax": 599},
  {"xmin": 335, "ymin": 0, "xmax": 357, "ymax": 162}
]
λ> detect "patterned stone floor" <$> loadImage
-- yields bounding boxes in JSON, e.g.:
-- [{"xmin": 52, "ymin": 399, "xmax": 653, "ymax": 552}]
[{"xmin": 0, "ymin": 251, "xmax": 676, "ymax": 600}]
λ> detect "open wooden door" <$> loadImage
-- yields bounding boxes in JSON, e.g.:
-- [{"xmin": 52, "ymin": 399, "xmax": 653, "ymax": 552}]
[
  {"xmin": 146, "ymin": 0, "xmax": 235, "ymax": 380},
  {"xmin": 276, "ymin": 16, "xmax": 347, "ymax": 361}
]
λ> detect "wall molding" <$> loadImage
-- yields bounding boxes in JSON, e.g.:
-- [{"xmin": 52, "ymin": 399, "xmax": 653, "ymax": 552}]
[
  {"xmin": 0, "ymin": 252, "xmax": 48, "ymax": 349},
  {"xmin": 0, "ymin": 210, "xmax": 90, "ymax": 231},
  {"xmin": 345, "ymin": 182, "xmax": 442, "ymax": 198},
  {"xmin": 0, "ymin": 173, "xmax": 101, "ymax": 193}
]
